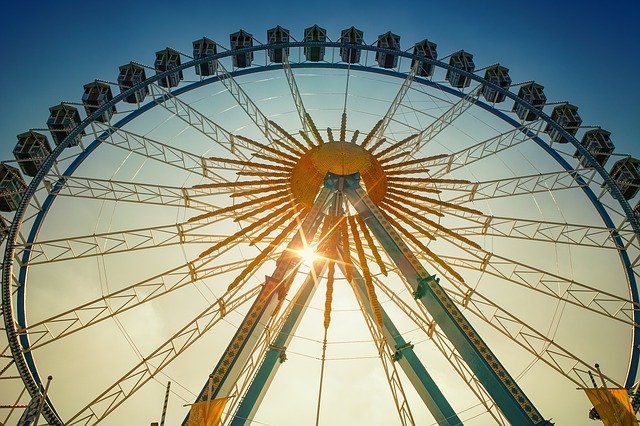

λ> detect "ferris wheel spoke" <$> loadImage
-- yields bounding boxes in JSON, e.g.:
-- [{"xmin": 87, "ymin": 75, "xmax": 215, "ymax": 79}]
[
  {"xmin": 147, "ymin": 82, "xmax": 249, "ymax": 161},
  {"xmin": 412, "ymin": 84, "xmax": 481, "ymax": 145},
  {"xmin": 424, "ymin": 119, "xmax": 546, "ymax": 178},
  {"xmin": 455, "ymin": 284, "xmax": 621, "ymax": 388},
  {"xmin": 16, "ymin": 262, "xmax": 192, "ymax": 352},
  {"xmin": 448, "ymin": 213, "xmax": 634, "ymax": 250},
  {"xmin": 282, "ymin": 53, "xmax": 311, "ymax": 134},
  {"xmin": 0, "ymin": 358, "xmax": 19, "ymax": 381},
  {"xmin": 91, "ymin": 123, "xmax": 251, "ymax": 187},
  {"xmin": 16, "ymin": 217, "xmax": 220, "ymax": 266},
  {"xmin": 42, "ymin": 175, "xmax": 223, "ymax": 212},
  {"xmin": 17, "ymin": 224, "xmax": 183, "ymax": 265},
  {"xmin": 444, "ymin": 168, "xmax": 597, "ymax": 204},
  {"xmin": 209, "ymin": 59, "xmax": 293, "ymax": 148},
  {"xmin": 370, "ymin": 273, "xmax": 507, "ymax": 425},
  {"xmin": 380, "ymin": 198, "xmax": 481, "ymax": 251},
  {"xmin": 373, "ymin": 61, "xmax": 420, "ymax": 142},
  {"xmin": 16, "ymin": 205, "xmax": 284, "ymax": 266},
  {"xmin": 91, "ymin": 123, "xmax": 213, "ymax": 178},
  {"xmin": 17, "ymin": 253, "xmax": 264, "ymax": 353},
  {"xmin": 434, "ymin": 237, "xmax": 638, "ymax": 326},
  {"xmin": 383, "ymin": 85, "xmax": 482, "ymax": 161},
  {"xmin": 64, "ymin": 282, "xmax": 262, "ymax": 425}
]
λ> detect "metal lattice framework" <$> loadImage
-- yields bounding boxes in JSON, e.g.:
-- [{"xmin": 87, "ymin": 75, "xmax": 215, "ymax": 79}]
[{"xmin": 1, "ymin": 29, "xmax": 639, "ymax": 426}]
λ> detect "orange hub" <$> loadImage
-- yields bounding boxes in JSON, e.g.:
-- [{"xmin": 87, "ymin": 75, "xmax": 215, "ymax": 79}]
[{"xmin": 290, "ymin": 142, "xmax": 387, "ymax": 207}]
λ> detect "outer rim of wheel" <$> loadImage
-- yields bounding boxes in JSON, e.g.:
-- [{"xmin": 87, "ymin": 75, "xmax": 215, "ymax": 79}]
[{"xmin": 3, "ymin": 40, "xmax": 638, "ymax": 424}]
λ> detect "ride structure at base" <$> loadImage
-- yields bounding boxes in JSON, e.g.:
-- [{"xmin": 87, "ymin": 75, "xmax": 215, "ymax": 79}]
[
  {"xmin": 1, "ymin": 24, "xmax": 640, "ymax": 426},
  {"xmin": 178, "ymin": 112, "xmax": 550, "ymax": 425}
]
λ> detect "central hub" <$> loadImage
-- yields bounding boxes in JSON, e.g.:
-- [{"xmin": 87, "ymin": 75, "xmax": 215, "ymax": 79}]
[{"xmin": 290, "ymin": 141, "xmax": 387, "ymax": 207}]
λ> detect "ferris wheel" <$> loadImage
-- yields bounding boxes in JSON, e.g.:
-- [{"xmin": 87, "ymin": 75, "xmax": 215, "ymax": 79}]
[{"xmin": 1, "ymin": 24, "xmax": 640, "ymax": 425}]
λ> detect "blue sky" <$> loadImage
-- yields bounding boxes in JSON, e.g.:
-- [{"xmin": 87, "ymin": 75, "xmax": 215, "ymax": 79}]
[{"xmin": 0, "ymin": 1, "xmax": 638, "ymax": 161}]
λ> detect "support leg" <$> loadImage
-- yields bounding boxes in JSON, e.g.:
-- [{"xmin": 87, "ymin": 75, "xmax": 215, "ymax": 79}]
[
  {"xmin": 230, "ymin": 260, "xmax": 328, "ymax": 425},
  {"xmin": 343, "ymin": 174, "xmax": 550, "ymax": 425},
  {"xmin": 184, "ymin": 188, "xmax": 332, "ymax": 425},
  {"xmin": 339, "ymin": 255, "xmax": 461, "ymax": 426}
]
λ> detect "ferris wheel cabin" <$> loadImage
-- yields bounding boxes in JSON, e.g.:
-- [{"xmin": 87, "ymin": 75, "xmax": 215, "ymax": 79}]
[
  {"xmin": 193, "ymin": 37, "xmax": 217, "ymax": 76},
  {"xmin": 303, "ymin": 25, "xmax": 327, "ymax": 62},
  {"xmin": 267, "ymin": 26, "xmax": 290, "ymax": 64},
  {"xmin": 574, "ymin": 129, "xmax": 615, "ymax": 168},
  {"xmin": 47, "ymin": 104, "xmax": 84, "ymax": 147},
  {"xmin": 230, "ymin": 30, "xmax": 254, "ymax": 68},
  {"xmin": 545, "ymin": 103, "xmax": 582, "ymax": 144},
  {"xmin": 376, "ymin": 31, "xmax": 400, "ymax": 69},
  {"xmin": 340, "ymin": 26, "xmax": 364, "ymax": 64},
  {"xmin": 82, "ymin": 81, "xmax": 116, "ymax": 123},
  {"xmin": 513, "ymin": 82, "xmax": 547, "ymax": 121},
  {"xmin": 154, "ymin": 48, "xmax": 183, "ymax": 88},
  {"xmin": 481, "ymin": 65, "xmax": 512, "ymax": 103},
  {"xmin": 117, "ymin": 63, "xmax": 148, "ymax": 103},
  {"xmin": 13, "ymin": 131, "xmax": 52, "ymax": 177},
  {"xmin": 609, "ymin": 157, "xmax": 640, "ymax": 200},
  {"xmin": 412, "ymin": 39, "xmax": 437, "ymax": 77},
  {"xmin": 0, "ymin": 163, "xmax": 26, "ymax": 212},
  {"xmin": 445, "ymin": 50, "xmax": 475, "ymax": 88}
]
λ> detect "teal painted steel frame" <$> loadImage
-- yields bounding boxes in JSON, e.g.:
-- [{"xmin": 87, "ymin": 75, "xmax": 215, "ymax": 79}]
[
  {"xmin": 230, "ymin": 234, "xmax": 461, "ymax": 425},
  {"xmin": 186, "ymin": 187, "xmax": 331, "ymax": 422},
  {"xmin": 342, "ymin": 173, "xmax": 552, "ymax": 425},
  {"xmin": 337, "ymin": 253, "xmax": 462, "ymax": 426},
  {"xmin": 230, "ymin": 260, "xmax": 328, "ymax": 425}
]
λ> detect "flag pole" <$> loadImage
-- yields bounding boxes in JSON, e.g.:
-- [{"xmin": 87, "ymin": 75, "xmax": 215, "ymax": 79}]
[
  {"xmin": 160, "ymin": 381, "xmax": 171, "ymax": 426},
  {"xmin": 595, "ymin": 363, "xmax": 625, "ymax": 423},
  {"xmin": 205, "ymin": 374, "xmax": 214, "ymax": 420},
  {"xmin": 594, "ymin": 364, "xmax": 609, "ymax": 389}
]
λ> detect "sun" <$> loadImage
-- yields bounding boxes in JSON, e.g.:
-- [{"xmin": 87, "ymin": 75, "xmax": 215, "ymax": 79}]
[{"xmin": 298, "ymin": 245, "xmax": 319, "ymax": 266}]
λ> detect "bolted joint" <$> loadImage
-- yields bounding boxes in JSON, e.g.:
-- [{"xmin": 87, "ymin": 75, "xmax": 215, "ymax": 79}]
[
  {"xmin": 323, "ymin": 172, "xmax": 341, "ymax": 189},
  {"xmin": 413, "ymin": 275, "xmax": 439, "ymax": 300},
  {"xmin": 269, "ymin": 344, "xmax": 287, "ymax": 363},
  {"xmin": 392, "ymin": 342, "xmax": 414, "ymax": 362}
]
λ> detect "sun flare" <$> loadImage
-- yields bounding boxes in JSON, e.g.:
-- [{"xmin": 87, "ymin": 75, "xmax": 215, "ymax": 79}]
[{"xmin": 298, "ymin": 245, "xmax": 319, "ymax": 266}]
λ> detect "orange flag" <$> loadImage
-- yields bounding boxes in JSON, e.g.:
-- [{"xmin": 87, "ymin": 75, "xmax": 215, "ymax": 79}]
[
  {"xmin": 584, "ymin": 388, "xmax": 638, "ymax": 426},
  {"xmin": 186, "ymin": 397, "xmax": 230, "ymax": 426}
]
